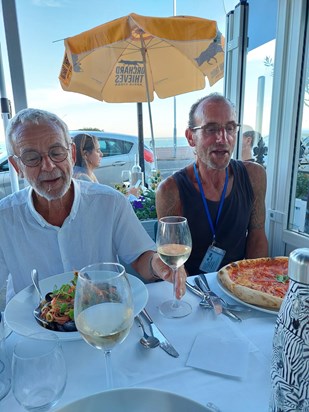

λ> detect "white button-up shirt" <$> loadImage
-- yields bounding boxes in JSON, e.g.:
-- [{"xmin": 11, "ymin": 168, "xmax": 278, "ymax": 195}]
[{"xmin": 0, "ymin": 179, "xmax": 155, "ymax": 300}]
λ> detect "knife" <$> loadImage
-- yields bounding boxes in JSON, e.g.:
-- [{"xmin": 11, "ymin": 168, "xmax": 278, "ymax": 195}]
[
  {"xmin": 187, "ymin": 280, "xmax": 242, "ymax": 322},
  {"xmin": 195, "ymin": 277, "xmax": 223, "ymax": 315},
  {"xmin": 141, "ymin": 309, "xmax": 179, "ymax": 357},
  {"xmin": 198, "ymin": 275, "xmax": 242, "ymax": 322}
]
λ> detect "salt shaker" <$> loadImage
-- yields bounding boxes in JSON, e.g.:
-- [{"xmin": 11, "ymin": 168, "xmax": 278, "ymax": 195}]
[
  {"xmin": 0, "ymin": 312, "xmax": 11, "ymax": 400},
  {"xmin": 270, "ymin": 248, "xmax": 309, "ymax": 411}
]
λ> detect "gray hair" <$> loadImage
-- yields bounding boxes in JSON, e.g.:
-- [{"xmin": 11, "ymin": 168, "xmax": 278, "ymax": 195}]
[
  {"xmin": 187, "ymin": 93, "xmax": 236, "ymax": 129},
  {"xmin": 243, "ymin": 130, "xmax": 261, "ymax": 148},
  {"xmin": 6, "ymin": 108, "xmax": 71, "ymax": 155}
]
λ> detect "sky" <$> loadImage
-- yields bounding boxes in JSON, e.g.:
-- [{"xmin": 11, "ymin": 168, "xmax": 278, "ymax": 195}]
[{"xmin": 0, "ymin": 0, "xmax": 240, "ymax": 143}]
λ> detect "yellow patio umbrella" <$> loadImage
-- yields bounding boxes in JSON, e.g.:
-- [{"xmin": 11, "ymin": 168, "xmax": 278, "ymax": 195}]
[{"xmin": 59, "ymin": 13, "xmax": 224, "ymax": 168}]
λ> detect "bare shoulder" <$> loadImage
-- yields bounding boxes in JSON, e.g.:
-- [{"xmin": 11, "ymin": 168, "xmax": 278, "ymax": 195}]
[
  {"xmin": 156, "ymin": 175, "xmax": 182, "ymax": 218},
  {"xmin": 243, "ymin": 161, "xmax": 266, "ymax": 190}
]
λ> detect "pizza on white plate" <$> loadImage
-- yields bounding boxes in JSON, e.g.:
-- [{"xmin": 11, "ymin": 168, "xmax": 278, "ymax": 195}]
[{"xmin": 217, "ymin": 257, "xmax": 289, "ymax": 310}]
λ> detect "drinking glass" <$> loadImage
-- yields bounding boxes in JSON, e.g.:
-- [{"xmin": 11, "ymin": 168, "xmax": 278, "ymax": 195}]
[
  {"xmin": 156, "ymin": 216, "xmax": 192, "ymax": 318},
  {"xmin": 121, "ymin": 170, "xmax": 131, "ymax": 189},
  {"xmin": 74, "ymin": 262, "xmax": 134, "ymax": 389},
  {"xmin": 12, "ymin": 332, "xmax": 67, "ymax": 411}
]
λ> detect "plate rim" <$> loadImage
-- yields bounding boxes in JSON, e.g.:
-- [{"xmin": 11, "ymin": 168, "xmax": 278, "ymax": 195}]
[
  {"xmin": 54, "ymin": 387, "xmax": 213, "ymax": 412},
  {"xmin": 216, "ymin": 274, "xmax": 279, "ymax": 315},
  {"xmin": 4, "ymin": 272, "xmax": 148, "ymax": 340}
]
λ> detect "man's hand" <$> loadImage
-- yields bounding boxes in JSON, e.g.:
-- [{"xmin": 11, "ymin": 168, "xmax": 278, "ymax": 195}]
[{"xmin": 151, "ymin": 253, "xmax": 187, "ymax": 299}]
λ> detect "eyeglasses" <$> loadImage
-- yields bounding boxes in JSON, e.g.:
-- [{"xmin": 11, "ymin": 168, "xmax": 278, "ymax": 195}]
[
  {"xmin": 14, "ymin": 145, "xmax": 71, "ymax": 167},
  {"xmin": 191, "ymin": 122, "xmax": 241, "ymax": 136}
]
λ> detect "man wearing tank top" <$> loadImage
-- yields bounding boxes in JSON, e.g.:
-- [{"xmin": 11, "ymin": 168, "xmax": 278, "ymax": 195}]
[{"xmin": 156, "ymin": 93, "xmax": 268, "ymax": 276}]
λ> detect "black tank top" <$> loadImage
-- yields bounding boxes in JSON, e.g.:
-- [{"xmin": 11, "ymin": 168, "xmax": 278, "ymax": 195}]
[{"xmin": 173, "ymin": 159, "xmax": 254, "ymax": 275}]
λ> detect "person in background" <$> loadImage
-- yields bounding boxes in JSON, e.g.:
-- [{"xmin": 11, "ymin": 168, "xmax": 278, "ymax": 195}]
[
  {"xmin": 72, "ymin": 133, "xmax": 102, "ymax": 182},
  {"xmin": 0, "ymin": 108, "xmax": 186, "ymax": 303},
  {"xmin": 242, "ymin": 129, "xmax": 261, "ymax": 162},
  {"xmin": 156, "ymin": 93, "xmax": 268, "ymax": 275}
]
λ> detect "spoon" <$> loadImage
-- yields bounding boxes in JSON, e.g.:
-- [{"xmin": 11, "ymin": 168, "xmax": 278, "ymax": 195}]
[
  {"xmin": 31, "ymin": 269, "xmax": 50, "ymax": 328},
  {"xmin": 31, "ymin": 269, "xmax": 44, "ymax": 301},
  {"xmin": 135, "ymin": 315, "xmax": 159, "ymax": 349}
]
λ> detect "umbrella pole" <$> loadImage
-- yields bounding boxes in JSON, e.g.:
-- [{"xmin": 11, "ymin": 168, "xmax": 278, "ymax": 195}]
[
  {"xmin": 137, "ymin": 102, "xmax": 145, "ymax": 174},
  {"xmin": 140, "ymin": 37, "xmax": 157, "ymax": 170}
]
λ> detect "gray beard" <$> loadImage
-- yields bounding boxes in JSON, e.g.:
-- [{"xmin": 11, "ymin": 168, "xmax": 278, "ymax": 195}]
[{"xmin": 29, "ymin": 169, "xmax": 73, "ymax": 201}]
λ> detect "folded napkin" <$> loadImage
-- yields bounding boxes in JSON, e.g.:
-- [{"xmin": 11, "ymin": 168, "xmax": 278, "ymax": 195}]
[{"xmin": 186, "ymin": 322, "xmax": 251, "ymax": 379}]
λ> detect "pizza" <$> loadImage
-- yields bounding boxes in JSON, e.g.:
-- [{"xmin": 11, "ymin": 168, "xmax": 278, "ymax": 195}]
[{"xmin": 217, "ymin": 257, "xmax": 289, "ymax": 310}]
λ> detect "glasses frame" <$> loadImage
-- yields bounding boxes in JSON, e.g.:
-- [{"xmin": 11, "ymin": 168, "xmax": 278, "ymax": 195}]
[
  {"xmin": 191, "ymin": 122, "xmax": 241, "ymax": 136},
  {"xmin": 13, "ymin": 144, "xmax": 72, "ymax": 168}
]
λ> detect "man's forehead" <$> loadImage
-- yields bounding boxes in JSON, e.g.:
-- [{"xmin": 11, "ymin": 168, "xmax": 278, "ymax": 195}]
[
  {"xmin": 197, "ymin": 99, "xmax": 236, "ymax": 121},
  {"xmin": 15, "ymin": 122, "xmax": 66, "ymax": 145}
]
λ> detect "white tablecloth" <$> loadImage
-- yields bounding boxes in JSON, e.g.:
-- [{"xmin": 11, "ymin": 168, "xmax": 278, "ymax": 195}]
[{"xmin": 1, "ymin": 273, "xmax": 277, "ymax": 412}]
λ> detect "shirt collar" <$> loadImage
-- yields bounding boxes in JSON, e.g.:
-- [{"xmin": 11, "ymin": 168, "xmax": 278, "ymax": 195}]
[{"xmin": 27, "ymin": 179, "xmax": 80, "ymax": 227}]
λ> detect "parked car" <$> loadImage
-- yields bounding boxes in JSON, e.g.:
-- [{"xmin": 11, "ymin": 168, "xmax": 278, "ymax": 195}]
[
  {"xmin": 0, "ymin": 131, "xmax": 155, "ymax": 199},
  {"xmin": 0, "ymin": 144, "xmax": 28, "ymax": 200},
  {"xmin": 69, "ymin": 130, "xmax": 155, "ymax": 187}
]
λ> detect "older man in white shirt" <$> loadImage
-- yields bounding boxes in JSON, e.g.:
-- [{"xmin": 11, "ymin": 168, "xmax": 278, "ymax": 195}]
[{"xmin": 0, "ymin": 108, "xmax": 186, "ymax": 303}]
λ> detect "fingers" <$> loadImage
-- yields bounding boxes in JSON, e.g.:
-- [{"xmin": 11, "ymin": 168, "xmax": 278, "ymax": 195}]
[
  {"xmin": 152, "ymin": 254, "xmax": 187, "ymax": 299},
  {"xmin": 175, "ymin": 266, "xmax": 187, "ymax": 299}
]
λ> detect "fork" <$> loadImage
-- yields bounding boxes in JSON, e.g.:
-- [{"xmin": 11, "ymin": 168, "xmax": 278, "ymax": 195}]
[{"xmin": 199, "ymin": 274, "xmax": 251, "ymax": 312}]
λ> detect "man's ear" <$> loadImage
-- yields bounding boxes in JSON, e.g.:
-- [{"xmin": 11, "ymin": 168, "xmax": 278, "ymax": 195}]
[
  {"xmin": 185, "ymin": 128, "xmax": 195, "ymax": 148},
  {"xmin": 9, "ymin": 156, "xmax": 24, "ymax": 178}
]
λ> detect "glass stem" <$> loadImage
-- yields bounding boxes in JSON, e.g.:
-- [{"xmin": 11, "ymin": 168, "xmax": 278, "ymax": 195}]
[
  {"xmin": 172, "ymin": 267, "xmax": 180, "ymax": 308},
  {"xmin": 104, "ymin": 350, "xmax": 113, "ymax": 389}
]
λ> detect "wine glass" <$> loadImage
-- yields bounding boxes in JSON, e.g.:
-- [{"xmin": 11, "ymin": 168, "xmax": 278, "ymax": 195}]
[
  {"xmin": 121, "ymin": 170, "xmax": 131, "ymax": 189},
  {"xmin": 74, "ymin": 262, "xmax": 134, "ymax": 389},
  {"xmin": 156, "ymin": 216, "xmax": 192, "ymax": 318},
  {"xmin": 12, "ymin": 332, "xmax": 67, "ymax": 411}
]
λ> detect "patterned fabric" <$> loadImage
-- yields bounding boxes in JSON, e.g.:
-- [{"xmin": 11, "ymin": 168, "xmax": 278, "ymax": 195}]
[
  {"xmin": 173, "ymin": 159, "xmax": 254, "ymax": 275},
  {"xmin": 270, "ymin": 280, "xmax": 309, "ymax": 410}
]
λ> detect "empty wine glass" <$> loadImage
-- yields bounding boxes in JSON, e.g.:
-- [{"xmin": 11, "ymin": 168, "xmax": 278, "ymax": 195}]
[
  {"xmin": 121, "ymin": 170, "xmax": 131, "ymax": 189},
  {"xmin": 12, "ymin": 332, "xmax": 67, "ymax": 411},
  {"xmin": 74, "ymin": 262, "xmax": 134, "ymax": 389},
  {"xmin": 156, "ymin": 216, "xmax": 192, "ymax": 318}
]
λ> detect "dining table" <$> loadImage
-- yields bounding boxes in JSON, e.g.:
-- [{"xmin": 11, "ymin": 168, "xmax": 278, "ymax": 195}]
[{"xmin": 1, "ymin": 272, "xmax": 278, "ymax": 412}]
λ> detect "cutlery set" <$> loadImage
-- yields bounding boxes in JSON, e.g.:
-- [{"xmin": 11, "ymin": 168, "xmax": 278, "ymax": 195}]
[
  {"xmin": 136, "ymin": 275, "xmax": 246, "ymax": 355},
  {"xmin": 186, "ymin": 274, "xmax": 246, "ymax": 322},
  {"xmin": 135, "ymin": 309, "xmax": 179, "ymax": 357}
]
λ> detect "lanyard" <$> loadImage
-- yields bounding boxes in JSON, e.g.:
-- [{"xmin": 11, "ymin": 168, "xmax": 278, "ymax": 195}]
[{"xmin": 193, "ymin": 162, "xmax": 228, "ymax": 243}]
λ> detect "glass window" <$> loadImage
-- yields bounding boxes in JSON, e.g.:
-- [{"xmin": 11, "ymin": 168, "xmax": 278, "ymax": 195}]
[
  {"xmin": 98, "ymin": 138, "xmax": 133, "ymax": 157},
  {"xmin": 289, "ymin": 51, "xmax": 309, "ymax": 235},
  {"xmin": 241, "ymin": 40, "xmax": 275, "ymax": 167}
]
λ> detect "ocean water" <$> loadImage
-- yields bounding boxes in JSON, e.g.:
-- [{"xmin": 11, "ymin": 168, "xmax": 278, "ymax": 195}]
[{"xmin": 145, "ymin": 136, "xmax": 188, "ymax": 148}]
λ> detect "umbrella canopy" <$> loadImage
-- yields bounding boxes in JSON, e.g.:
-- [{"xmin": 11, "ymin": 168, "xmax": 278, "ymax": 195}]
[{"xmin": 59, "ymin": 13, "xmax": 224, "ymax": 168}]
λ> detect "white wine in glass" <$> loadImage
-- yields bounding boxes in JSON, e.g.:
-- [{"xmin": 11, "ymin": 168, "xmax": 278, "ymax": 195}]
[
  {"xmin": 156, "ymin": 216, "xmax": 192, "ymax": 318},
  {"xmin": 74, "ymin": 263, "xmax": 134, "ymax": 389}
]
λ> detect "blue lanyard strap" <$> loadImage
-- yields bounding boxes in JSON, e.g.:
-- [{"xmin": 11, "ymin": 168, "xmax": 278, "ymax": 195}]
[{"xmin": 193, "ymin": 162, "xmax": 228, "ymax": 242}]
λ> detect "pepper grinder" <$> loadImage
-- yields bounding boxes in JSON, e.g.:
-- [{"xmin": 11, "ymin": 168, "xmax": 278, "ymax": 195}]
[{"xmin": 270, "ymin": 248, "xmax": 309, "ymax": 411}]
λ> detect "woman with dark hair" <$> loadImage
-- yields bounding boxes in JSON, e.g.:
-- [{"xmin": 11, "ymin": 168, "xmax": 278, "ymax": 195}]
[{"xmin": 72, "ymin": 133, "xmax": 103, "ymax": 182}]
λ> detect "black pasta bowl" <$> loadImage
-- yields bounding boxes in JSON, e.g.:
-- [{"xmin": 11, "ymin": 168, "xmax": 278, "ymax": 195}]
[{"xmin": 33, "ymin": 292, "xmax": 77, "ymax": 333}]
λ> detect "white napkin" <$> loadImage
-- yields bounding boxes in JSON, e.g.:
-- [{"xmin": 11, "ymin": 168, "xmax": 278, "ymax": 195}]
[{"xmin": 186, "ymin": 323, "xmax": 251, "ymax": 379}]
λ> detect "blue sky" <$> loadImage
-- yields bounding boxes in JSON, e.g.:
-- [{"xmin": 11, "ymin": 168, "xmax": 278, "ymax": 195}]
[{"xmin": 0, "ymin": 0, "xmax": 239, "ymax": 141}]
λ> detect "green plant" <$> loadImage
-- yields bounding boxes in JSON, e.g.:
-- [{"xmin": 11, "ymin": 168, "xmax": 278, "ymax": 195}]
[
  {"xmin": 131, "ymin": 189, "xmax": 157, "ymax": 220},
  {"xmin": 148, "ymin": 170, "xmax": 162, "ymax": 191},
  {"xmin": 296, "ymin": 172, "xmax": 309, "ymax": 200}
]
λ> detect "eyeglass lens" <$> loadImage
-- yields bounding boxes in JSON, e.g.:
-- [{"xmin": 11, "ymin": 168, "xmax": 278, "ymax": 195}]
[
  {"xmin": 20, "ymin": 146, "xmax": 69, "ymax": 167},
  {"xmin": 204, "ymin": 123, "xmax": 239, "ymax": 134}
]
